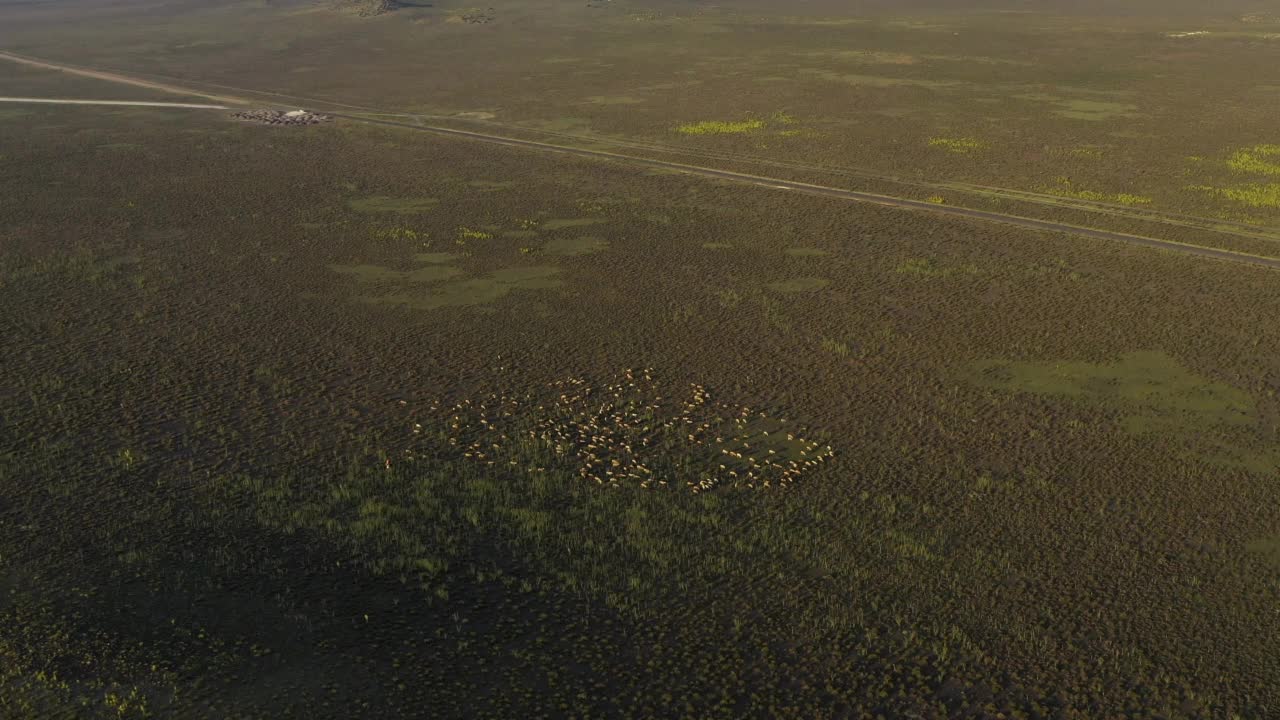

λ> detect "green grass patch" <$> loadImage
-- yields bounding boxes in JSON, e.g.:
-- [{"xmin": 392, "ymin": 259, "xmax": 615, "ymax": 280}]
[
  {"xmin": 332, "ymin": 245, "xmax": 569, "ymax": 310},
  {"xmin": 766, "ymin": 277, "xmax": 829, "ymax": 293},
  {"xmin": 1246, "ymin": 534, "xmax": 1280, "ymax": 569},
  {"xmin": 928, "ymin": 137, "xmax": 985, "ymax": 154},
  {"xmin": 582, "ymin": 95, "xmax": 644, "ymax": 105},
  {"xmin": 413, "ymin": 252, "xmax": 461, "ymax": 264},
  {"xmin": 359, "ymin": 266, "xmax": 563, "ymax": 310},
  {"xmin": 223, "ymin": 373, "xmax": 832, "ymax": 622},
  {"xmin": 457, "ymin": 226, "xmax": 494, "ymax": 241},
  {"xmin": 501, "ymin": 230, "xmax": 539, "ymax": 239},
  {"xmin": 544, "ymin": 235, "xmax": 609, "ymax": 257},
  {"xmin": 799, "ymin": 69, "xmax": 959, "ymax": 89},
  {"xmin": 1189, "ymin": 183, "xmax": 1280, "ymax": 209},
  {"xmin": 799, "ymin": 49, "xmax": 918, "ymax": 65},
  {"xmin": 348, "ymin": 196, "xmax": 439, "ymax": 215},
  {"xmin": 465, "ymin": 180, "xmax": 517, "ymax": 191},
  {"xmin": 1206, "ymin": 446, "xmax": 1280, "ymax": 476},
  {"xmin": 895, "ymin": 258, "xmax": 978, "ymax": 277},
  {"xmin": 820, "ymin": 338, "xmax": 850, "ymax": 357},
  {"xmin": 676, "ymin": 118, "xmax": 765, "ymax": 135},
  {"xmin": 966, "ymin": 351, "xmax": 1255, "ymax": 434},
  {"xmin": 1045, "ymin": 178, "xmax": 1151, "ymax": 205},
  {"xmin": 541, "ymin": 217, "xmax": 607, "ymax": 231},
  {"xmin": 371, "ymin": 226, "xmax": 426, "ymax": 242},
  {"xmin": 0, "ymin": 248, "xmax": 141, "ymax": 287},
  {"xmin": 329, "ymin": 262, "xmax": 463, "ymax": 284},
  {"xmin": 1220, "ymin": 184, "xmax": 1280, "ymax": 208},
  {"xmin": 1017, "ymin": 94, "xmax": 1140, "ymax": 121}
]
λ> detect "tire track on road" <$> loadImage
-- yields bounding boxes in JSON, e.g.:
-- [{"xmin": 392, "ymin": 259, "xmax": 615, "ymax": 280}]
[{"xmin": 0, "ymin": 96, "xmax": 228, "ymax": 109}]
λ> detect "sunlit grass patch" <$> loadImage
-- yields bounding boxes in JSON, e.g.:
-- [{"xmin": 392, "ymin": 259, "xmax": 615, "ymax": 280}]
[
  {"xmin": 928, "ymin": 137, "xmax": 985, "ymax": 154},
  {"xmin": 820, "ymin": 338, "xmax": 850, "ymax": 357},
  {"xmin": 1188, "ymin": 183, "xmax": 1280, "ymax": 208},
  {"xmin": 371, "ymin": 226, "xmax": 426, "ymax": 242},
  {"xmin": 671, "ymin": 111, "xmax": 798, "ymax": 139},
  {"xmin": 457, "ymin": 226, "xmax": 494, "ymax": 240},
  {"xmin": 1044, "ymin": 178, "xmax": 1151, "ymax": 205},
  {"xmin": 1220, "ymin": 184, "xmax": 1280, "ymax": 208},
  {"xmin": 1059, "ymin": 146, "xmax": 1105, "ymax": 159},
  {"xmin": 348, "ymin": 196, "xmax": 439, "ymax": 215},
  {"xmin": 676, "ymin": 118, "xmax": 765, "ymax": 135},
  {"xmin": 1227, "ymin": 144, "xmax": 1280, "ymax": 177}
]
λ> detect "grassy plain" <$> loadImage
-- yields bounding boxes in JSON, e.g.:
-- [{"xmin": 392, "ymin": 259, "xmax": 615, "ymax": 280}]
[
  {"xmin": 3, "ymin": 2, "xmax": 1280, "ymax": 718},
  {"xmin": 5, "ymin": 0, "xmax": 1280, "ymax": 242}
]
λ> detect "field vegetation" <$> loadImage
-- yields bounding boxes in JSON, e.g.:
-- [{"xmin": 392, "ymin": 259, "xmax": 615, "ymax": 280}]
[
  {"xmin": 927, "ymin": 137, "xmax": 985, "ymax": 154},
  {"xmin": 0, "ymin": 0, "xmax": 1273, "ymax": 234},
  {"xmin": 676, "ymin": 118, "xmax": 766, "ymax": 136},
  {"xmin": 4, "ymin": 2, "xmax": 1280, "ymax": 717},
  {"xmin": 1045, "ymin": 177, "xmax": 1152, "ymax": 206}
]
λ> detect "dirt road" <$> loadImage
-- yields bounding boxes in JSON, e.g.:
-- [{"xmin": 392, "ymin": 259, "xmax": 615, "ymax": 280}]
[
  {"xmin": 0, "ymin": 96, "xmax": 228, "ymax": 109},
  {"xmin": 337, "ymin": 113, "xmax": 1280, "ymax": 271},
  {"xmin": 0, "ymin": 51, "xmax": 247, "ymax": 106},
  {"xmin": 3, "ymin": 49, "xmax": 1278, "ymax": 271}
]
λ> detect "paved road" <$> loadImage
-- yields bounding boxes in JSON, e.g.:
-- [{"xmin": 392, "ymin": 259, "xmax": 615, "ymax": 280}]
[
  {"xmin": 0, "ymin": 96, "xmax": 228, "ymax": 109},
  {"xmin": 335, "ymin": 113, "xmax": 1280, "ymax": 271},
  {"xmin": 3, "ymin": 49, "xmax": 1278, "ymax": 271}
]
